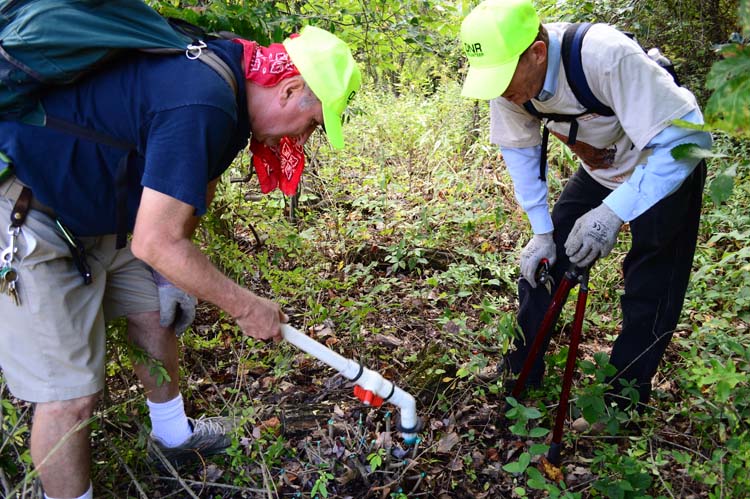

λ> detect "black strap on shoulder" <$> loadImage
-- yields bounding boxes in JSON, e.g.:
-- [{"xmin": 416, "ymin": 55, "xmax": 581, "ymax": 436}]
[
  {"xmin": 562, "ymin": 23, "xmax": 614, "ymax": 117},
  {"xmin": 45, "ymin": 115, "xmax": 137, "ymax": 249},
  {"xmin": 522, "ymin": 22, "xmax": 616, "ymax": 182},
  {"xmin": 522, "ymin": 101, "xmax": 542, "ymax": 119},
  {"xmin": 114, "ymin": 150, "xmax": 136, "ymax": 249},
  {"xmin": 200, "ymin": 51, "xmax": 238, "ymax": 95},
  {"xmin": 165, "ymin": 17, "xmax": 239, "ymax": 95},
  {"xmin": 523, "ymin": 102, "xmax": 584, "ymax": 181},
  {"xmin": 45, "ymin": 116, "xmax": 135, "ymax": 150},
  {"xmin": 538, "ymin": 125, "xmax": 549, "ymax": 181}
]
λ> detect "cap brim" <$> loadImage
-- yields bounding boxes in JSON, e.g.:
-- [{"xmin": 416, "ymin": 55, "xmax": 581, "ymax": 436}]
[
  {"xmin": 322, "ymin": 103, "xmax": 345, "ymax": 149},
  {"xmin": 460, "ymin": 57, "xmax": 519, "ymax": 100}
]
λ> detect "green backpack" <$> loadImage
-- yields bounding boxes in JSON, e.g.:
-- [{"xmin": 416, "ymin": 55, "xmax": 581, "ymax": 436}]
[
  {"xmin": 0, "ymin": 0, "xmax": 236, "ymax": 124},
  {"xmin": 0, "ymin": 0, "xmax": 238, "ymax": 248}
]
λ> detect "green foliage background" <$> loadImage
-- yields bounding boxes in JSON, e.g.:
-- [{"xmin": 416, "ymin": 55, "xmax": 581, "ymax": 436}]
[{"xmin": 1, "ymin": 0, "xmax": 748, "ymax": 497}]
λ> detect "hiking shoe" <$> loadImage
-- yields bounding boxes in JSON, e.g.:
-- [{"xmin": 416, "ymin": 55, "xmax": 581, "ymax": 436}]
[{"xmin": 149, "ymin": 416, "xmax": 234, "ymax": 468}]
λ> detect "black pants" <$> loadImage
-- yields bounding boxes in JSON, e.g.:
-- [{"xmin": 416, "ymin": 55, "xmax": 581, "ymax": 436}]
[{"xmin": 508, "ymin": 162, "xmax": 706, "ymax": 406}]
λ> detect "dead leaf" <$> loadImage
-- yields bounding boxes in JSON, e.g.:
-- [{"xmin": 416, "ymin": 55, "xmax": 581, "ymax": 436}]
[
  {"xmin": 204, "ymin": 463, "xmax": 223, "ymax": 481},
  {"xmin": 375, "ymin": 431, "xmax": 393, "ymax": 449},
  {"xmin": 313, "ymin": 325, "xmax": 334, "ymax": 338},
  {"xmin": 248, "ymin": 366, "xmax": 268, "ymax": 376},
  {"xmin": 505, "ymin": 440, "xmax": 524, "ymax": 461},
  {"xmin": 259, "ymin": 376, "xmax": 275, "ymax": 389},
  {"xmin": 373, "ymin": 334, "xmax": 403, "ymax": 347},
  {"xmin": 333, "ymin": 405, "xmax": 345, "ymax": 418},
  {"xmin": 565, "ymin": 465, "xmax": 593, "ymax": 485},
  {"xmin": 335, "ymin": 464, "xmax": 359, "ymax": 486},
  {"xmin": 443, "ymin": 321, "xmax": 460, "ymax": 335},
  {"xmin": 539, "ymin": 456, "xmax": 564, "ymax": 483},
  {"xmin": 436, "ymin": 432, "xmax": 460, "ymax": 453},
  {"xmin": 449, "ymin": 456, "xmax": 464, "ymax": 471},
  {"xmin": 486, "ymin": 448, "xmax": 500, "ymax": 462},
  {"xmin": 278, "ymin": 381, "xmax": 295, "ymax": 393},
  {"xmin": 261, "ymin": 417, "xmax": 281, "ymax": 431}
]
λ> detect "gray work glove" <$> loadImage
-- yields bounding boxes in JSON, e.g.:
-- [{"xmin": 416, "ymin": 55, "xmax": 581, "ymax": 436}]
[
  {"xmin": 564, "ymin": 204, "xmax": 624, "ymax": 268},
  {"xmin": 520, "ymin": 232, "xmax": 557, "ymax": 288},
  {"xmin": 151, "ymin": 270, "xmax": 197, "ymax": 335}
]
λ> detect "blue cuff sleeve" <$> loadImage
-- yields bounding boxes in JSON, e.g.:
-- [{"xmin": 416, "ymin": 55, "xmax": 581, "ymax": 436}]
[
  {"xmin": 604, "ymin": 110, "xmax": 712, "ymax": 222},
  {"xmin": 501, "ymin": 145, "xmax": 554, "ymax": 234}
]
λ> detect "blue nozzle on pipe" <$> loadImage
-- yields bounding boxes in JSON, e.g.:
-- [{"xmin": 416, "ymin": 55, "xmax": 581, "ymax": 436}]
[{"xmin": 403, "ymin": 434, "xmax": 418, "ymax": 445}]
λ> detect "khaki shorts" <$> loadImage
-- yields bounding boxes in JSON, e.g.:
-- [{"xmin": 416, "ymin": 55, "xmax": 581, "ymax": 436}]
[{"xmin": 0, "ymin": 181, "xmax": 159, "ymax": 402}]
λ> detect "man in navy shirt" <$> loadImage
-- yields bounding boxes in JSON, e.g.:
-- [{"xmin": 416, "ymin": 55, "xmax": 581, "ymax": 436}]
[{"xmin": 0, "ymin": 26, "xmax": 360, "ymax": 499}]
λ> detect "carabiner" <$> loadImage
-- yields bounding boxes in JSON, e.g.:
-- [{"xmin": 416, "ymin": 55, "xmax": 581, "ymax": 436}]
[
  {"xmin": 186, "ymin": 40, "xmax": 207, "ymax": 60},
  {"xmin": 1, "ymin": 224, "xmax": 19, "ymax": 265}
]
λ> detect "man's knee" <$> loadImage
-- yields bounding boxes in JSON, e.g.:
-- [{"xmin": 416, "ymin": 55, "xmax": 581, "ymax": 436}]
[
  {"xmin": 35, "ymin": 393, "xmax": 100, "ymax": 422},
  {"xmin": 127, "ymin": 310, "xmax": 173, "ymax": 344},
  {"xmin": 127, "ymin": 309, "xmax": 163, "ymax": 330}
]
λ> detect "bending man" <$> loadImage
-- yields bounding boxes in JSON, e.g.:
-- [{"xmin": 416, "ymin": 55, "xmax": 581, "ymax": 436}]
[{"xmin": 0, "ymin": 26, "xmax": 360, "ymax": 499}]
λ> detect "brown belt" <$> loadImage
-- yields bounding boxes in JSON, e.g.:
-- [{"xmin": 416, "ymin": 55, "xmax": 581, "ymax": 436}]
[{"xmin": 0, "ymin": 176, "xmax": 56, "ymax": 220}]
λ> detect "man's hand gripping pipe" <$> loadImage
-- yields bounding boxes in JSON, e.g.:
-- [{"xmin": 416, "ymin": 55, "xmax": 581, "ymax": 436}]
[{"xmin": 281, "ymin": 324, "xmax": 422, "ymax": 444}]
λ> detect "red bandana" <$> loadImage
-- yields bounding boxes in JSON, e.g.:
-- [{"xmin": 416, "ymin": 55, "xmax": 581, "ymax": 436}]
[{"xmin": 233, "ymin": 38, "xmax": 307, "ymax": 196}]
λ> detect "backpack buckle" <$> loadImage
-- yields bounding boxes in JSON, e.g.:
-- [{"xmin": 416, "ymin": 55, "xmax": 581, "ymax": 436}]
[{"xmin": 186, "ymin": 40, "xmax": 207, "ymax": 60}]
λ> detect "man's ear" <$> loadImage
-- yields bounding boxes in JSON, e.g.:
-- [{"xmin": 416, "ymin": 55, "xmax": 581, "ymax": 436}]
[
  {"xmin": 278, "ymin": 76, "xmax": 306, "ymax": 107},
  {"xmin": 529, "ymin": 40, "xmax": 547, "ymax": 65}
]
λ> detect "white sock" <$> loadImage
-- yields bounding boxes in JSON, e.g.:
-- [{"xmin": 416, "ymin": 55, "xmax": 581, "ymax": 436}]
[
  {"xmin": 45, "ymin": 482, "xmax": 93, "ymax": 499},
  {"xmin": 147, "ymin": 393, "xmax": 192, "ymax": 447}
]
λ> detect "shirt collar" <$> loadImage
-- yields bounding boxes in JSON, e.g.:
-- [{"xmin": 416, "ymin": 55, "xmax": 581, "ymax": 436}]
[{"xmin": 536, "ymin": 30, "xmax": 561, "ymax": 102}]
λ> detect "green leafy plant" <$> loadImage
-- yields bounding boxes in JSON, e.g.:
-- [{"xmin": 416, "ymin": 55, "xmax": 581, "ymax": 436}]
[
  {"xmin": 704, "ymin": 41, "xmax": 750, "ymax": 136},
  {"xmin": 367, "ymin": 448, "xmax": 386, "ymax": 472},
  {"xmin": 504, "ymin": 398, "xmax": 549, "ymax": 439},
  {"xmin": 311, "ymin": 470, "xmax": 334, "ymax": 498},
  {"xmin": 591, "ymin": 445, "xmax": 654, "ymax": 499}
]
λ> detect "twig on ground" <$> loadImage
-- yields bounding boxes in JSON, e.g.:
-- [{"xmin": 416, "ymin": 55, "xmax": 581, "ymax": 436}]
[
  {"xmin": 650, "ymin": 437, "xmax": 677, "ymax": 499},
  {"xmin": 0, "ymin": 466, "xmax": 11, "ymax": 499},
  {"xmin": 102, "ymin": 430, "xmax": 148, "ymax": 499},
  {"xmin": 346, "ymin": 453, "xmax": 371, "ymax": 488},
  {"xmin": 157, "ymin": 476, "xmax": 268, "ymax": 493}
]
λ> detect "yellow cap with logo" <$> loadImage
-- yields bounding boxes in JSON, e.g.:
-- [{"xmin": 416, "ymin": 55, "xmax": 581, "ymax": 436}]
[
  {"xmin": 284, "ymin": 26, "xmax": 362, "ymax": 149},
  {"xmin": 460, "ymin": 0, "xmax": 540, "ymax": 100}
]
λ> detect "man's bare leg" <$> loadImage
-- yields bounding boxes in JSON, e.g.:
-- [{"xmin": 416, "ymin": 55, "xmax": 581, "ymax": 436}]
[
  {"xmin": 127, "ymin": 310, "xmax": 179, "ymax": 402},
  {"xmin": 31, "ymin": 395, "xmax": 97, "ymax": 498}
]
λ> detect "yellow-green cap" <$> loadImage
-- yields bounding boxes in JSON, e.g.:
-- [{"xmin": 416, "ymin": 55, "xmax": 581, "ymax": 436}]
[
  {"xmin": 284, "ymin": 26, "xmax": 362, "ymax": 149},
  {"xmin": 460, "ymin": 0, "xmax": 540, "ymax": 100}
]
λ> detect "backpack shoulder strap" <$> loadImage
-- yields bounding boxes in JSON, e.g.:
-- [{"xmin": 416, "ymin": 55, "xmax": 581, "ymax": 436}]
[
  {"xmin": 561, "ymin": 22, "xmax": 614, "ymax": 117},
  {"xmin": 199, "ymin": 51, "xmax": 237, "ymax": 95},
  {"xmin": 166, "ymin": 16, "xmax": 238, "ymax": 95},
  {"xmin": 523, "ymin": 101, "xmax": 543, "ymax": 118}
]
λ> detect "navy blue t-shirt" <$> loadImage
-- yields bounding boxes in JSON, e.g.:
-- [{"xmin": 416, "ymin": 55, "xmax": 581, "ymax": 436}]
[{"xmin": 0, "ymin": 40, "xmax": 249, "ymax": 236}]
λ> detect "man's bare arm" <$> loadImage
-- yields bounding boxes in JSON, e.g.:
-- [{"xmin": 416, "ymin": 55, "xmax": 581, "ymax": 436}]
[{"xmin": 131, "ymin": 186, "xmax": 283, "ymax": 340}]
